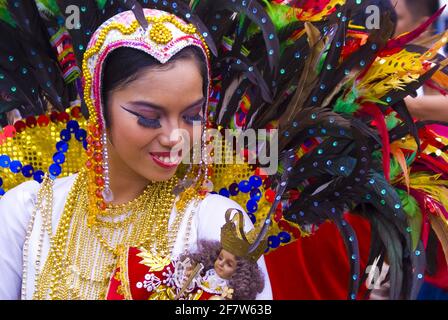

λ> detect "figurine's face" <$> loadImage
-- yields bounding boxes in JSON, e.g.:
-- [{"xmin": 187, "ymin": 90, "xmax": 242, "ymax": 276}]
[{"xmin": 214, "ymin": 249, "xmax": 237, "ymax": 280}]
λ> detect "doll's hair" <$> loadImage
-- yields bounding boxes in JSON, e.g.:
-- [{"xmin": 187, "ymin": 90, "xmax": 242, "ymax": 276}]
[{"xmin": 181, "ymin": 240, "xmax": 265, "ymax": 300}]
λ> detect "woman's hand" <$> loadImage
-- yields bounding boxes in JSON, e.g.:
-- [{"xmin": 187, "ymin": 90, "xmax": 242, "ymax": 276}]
[{"xmin": 405, "ymin": 96, "xmax": 448, "ymax": 122}]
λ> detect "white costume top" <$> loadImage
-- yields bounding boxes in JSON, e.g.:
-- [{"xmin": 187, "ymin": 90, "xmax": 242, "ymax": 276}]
[{"xmin": 0, "ymin": 175, "xmax": 272, "ymax": 300}]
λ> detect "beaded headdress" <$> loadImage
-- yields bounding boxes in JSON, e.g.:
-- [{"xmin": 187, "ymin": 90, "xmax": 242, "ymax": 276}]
[{"xmin": 82, "ymin": 8, "xmax": 211, "ymax": 223}]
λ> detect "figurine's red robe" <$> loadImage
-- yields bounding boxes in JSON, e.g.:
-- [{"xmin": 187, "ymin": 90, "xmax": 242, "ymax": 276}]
[{"xmin": 106, "ymin": 247, "xmax": 214, "ymax": 300}]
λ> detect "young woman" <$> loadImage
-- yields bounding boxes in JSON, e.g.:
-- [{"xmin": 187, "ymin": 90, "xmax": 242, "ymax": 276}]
[{"xmin": 0, "ymin": 8, "xmax": 272, "ymax": 300}]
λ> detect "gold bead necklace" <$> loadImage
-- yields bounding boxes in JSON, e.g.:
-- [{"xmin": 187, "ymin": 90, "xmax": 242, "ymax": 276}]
[{"xmin": 33, "ymin": 169, "xmax": 198, "ymax": 300}]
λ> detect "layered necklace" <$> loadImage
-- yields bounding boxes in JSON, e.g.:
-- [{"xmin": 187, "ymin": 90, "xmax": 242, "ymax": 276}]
[{"xmin": 33, "ymin": 169, "xmax": 195, "ymax": 300}]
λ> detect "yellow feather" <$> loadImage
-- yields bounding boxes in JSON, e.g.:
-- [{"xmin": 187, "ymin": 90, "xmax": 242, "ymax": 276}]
[
  {"xmin": 391, "ymin": 144, "xmax": 410, "ymax": 192},
  {"xmin": 408, "ymin": 173, "xmax": 448, "ymax": 209},
  {"xmin": 431, "ymin": 70, "xmax": 448, "ymax": 90},
  {"xmin": 420, "ymin": 31, "xmax": 448, "ymax": 62},
  {"xmin": 429, "ymin": 213, "xmax": 448, "ymax": 266},
  {"xmin": 295, "ymin": 0, "xmax": 346, "ymax": 21},
  {"xmin": 357, "ymin": 50, "xmax": 424, "ymax": 99}
]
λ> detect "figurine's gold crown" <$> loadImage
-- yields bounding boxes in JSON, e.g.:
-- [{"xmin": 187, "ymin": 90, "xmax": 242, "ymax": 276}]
[{"xmin": 220, "ymin": 209, "xmax": 267, "ymax": 263}]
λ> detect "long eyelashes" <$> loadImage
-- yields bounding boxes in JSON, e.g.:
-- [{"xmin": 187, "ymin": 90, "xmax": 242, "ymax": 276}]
[
  {"xmin": 121, "ymin": 106, "xmax": 161, "ymax": 129},
  {"xmin": 183, "ymin": 114, "xmax": 204, "ymax": 124},
  {"xmin": 122, "ymin": 105, "xmax": 203, "ymax": 128}
]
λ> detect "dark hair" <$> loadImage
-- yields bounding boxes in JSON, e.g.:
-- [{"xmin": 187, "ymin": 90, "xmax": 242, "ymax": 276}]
[
  {"xmin": 101, "ymin": 46, "xmax": 208, "ymax": 126},
  {"xmin": 404, "ymin": 0, "xmax": 440, "ymax": 18},
  {"xmin": 181, "ymin": 240, "xmax": 265, "ymax": 300}
]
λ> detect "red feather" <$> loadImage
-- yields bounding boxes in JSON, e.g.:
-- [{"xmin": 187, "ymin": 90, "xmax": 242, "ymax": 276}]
[
  {"xmin": 384, "ymin": 6, "xmax": 446, "ymax": 51},
  {"xmin": 360, "ymin": 103, "xmax": 391, "ymax": 182}
]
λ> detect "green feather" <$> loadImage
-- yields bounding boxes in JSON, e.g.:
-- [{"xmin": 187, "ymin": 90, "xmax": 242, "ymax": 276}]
[
  {"xmin": 333, "ymin": 91, "xmax": 360, "ymax": 114},
  {"xmin": 96, "ymin": 0, "xmax": 107, "ymax": 10},
  {"xmin": 390, "ymin": 158, "xmax": 401, "ymax": 181},
  {"xmin": 262, "ymin": 0, "xmax": 298, "ymax": 31},
  {"xmin": 372, "ymin": 150, "xmax": 382, "ymax": 160},
  {"xmin": 390, "ymin": 153, "xmax": 417, "ymax": 181},
  {"xmin": 0, "ymin": 0, "xmax": 16, "ymax": 27},
  {"xmin": 385, "ymin": 112, "xmax": 401, "ymax": 130},
  {"xmin": 316, "ymin": 51, "xmax": 328, "ymax": 74},
  {"xmin": 190, "ymin": 0, "xmax": 200, "ymax": 11},
  {"xmin": 397, "ymin": 189, "xmax": 422, "ymax": 250},
  {"xmin": 36, "ymin": 0, "xmax": 61, "ymax": 16}
]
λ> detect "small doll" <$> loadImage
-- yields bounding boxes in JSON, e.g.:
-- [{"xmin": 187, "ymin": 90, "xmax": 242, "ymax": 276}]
[
  {"xmin": 179, "ymin": 239, "xmax": 265, "ymax": 300},
  {"xmin": 105, "ymin": 209, "xmax": 266, "ymax": 300},
  {"xmin": 179, "ymin": 209, "xmax": 266, "ymax": 300}
]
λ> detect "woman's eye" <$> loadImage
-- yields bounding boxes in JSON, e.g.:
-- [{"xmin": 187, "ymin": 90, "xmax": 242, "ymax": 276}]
[
  {"xmin": 183, "ymin": 113, "xmax": 203, "ymax": 124},
  {"xmin": 137, "ymin": 116, "xmax": 162, "ymax": 129},
  {"xmin": 122, "ymin": 106, "xmax": 161, "ymax": 129}
]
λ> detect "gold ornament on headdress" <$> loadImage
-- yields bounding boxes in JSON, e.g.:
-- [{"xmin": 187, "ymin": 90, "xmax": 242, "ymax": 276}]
[
  {"xmin": 220, "ymin": 209, "xmax": 267, "ymax": 263},
  {"xmin": 150, "ymin": 21, "xmax": 173, "ymax": 44}
]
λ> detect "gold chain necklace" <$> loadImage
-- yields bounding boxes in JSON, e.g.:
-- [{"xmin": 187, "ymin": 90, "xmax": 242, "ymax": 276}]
[{"xmin": 33, "ymin": 169, "xmax": 196, "ymax": 300}]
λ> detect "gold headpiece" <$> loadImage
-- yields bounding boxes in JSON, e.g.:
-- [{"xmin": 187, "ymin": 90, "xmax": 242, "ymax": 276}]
[{"xmin": 220, "ymin": 209, "xmax": 267, "ymax": 263}]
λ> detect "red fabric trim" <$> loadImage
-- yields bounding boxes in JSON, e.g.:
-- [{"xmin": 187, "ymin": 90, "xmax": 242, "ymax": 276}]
[{"xmin": 265, "ymin": 214, "xmax": 371, "ymax": 300}]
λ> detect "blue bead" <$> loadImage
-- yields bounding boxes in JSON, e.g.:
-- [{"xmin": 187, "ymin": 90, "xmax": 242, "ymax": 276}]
[
  {"xmin": 249, "ymin": 175, "xmax": 262, "ymax": 188},
  {"xmin": 229, "ymin": 183, "xmax": 239, "ymax": 196},
  {"xmin": 268, "ymin": 235, "xmax": 280, "ymax": 249},
  {"xmin": 33, "ymin": 170, "xmax": 45, "ymax": 183},
  {"xmin": 56, "ymin": 141, "xmax": 69, "ymax": 153},
  {"xmin": 239, "ymin": 180, "xmax": 251, "ymax": 193},
  {"xmin": 0, "ymin": 188, "xmax": 5, "ymax": 196},
  {"xmin": 250, "ymin": 188, "xmax": 262, "ymax": 201},
  {"xmin": 0, "ymin": 177, "xmax": 2, "ymax": 187},
  {"xmin": 0, "ymin": 155, "xmax": 11, "ymax": 168},
  {"xmin": 49, "ymin": 164, "xmax": 62, "ymax": 176},
  {"xmin": 278, "ymin": 232, "xmax": 291, "ymax": 243},
  {"xmin": 53, "ymin": 152, "xmax": 66, "ymax": 164},
  {"xmin": 249, "ymin": 213, "xmax": 256, "ymax": 224},
  {"xmin": 60, "ymin": 129, "xmax": 71, "ymax": 142},
  {"xmin": 246, "ymin": 199, "xmax": 258, "ymax": 213},
  {"xmin": 21, "ymin": 165, "xmax": 34, "ymax": 178},
  {"xmin": 67, "ymin": 120, "xmax": 79, "ymax": 132},
  {"xmin": 10, "ymin": 161, "xmax": 22, "ymax": 173},
  {"xmin": 219, "ymin": 188, "xmax": 230, "ymax": 198}
]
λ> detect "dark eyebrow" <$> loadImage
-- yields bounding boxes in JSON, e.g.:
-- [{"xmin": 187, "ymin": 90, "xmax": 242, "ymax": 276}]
[{"xmin": 128, "ymin": 97, "xmax": 205, "ymax": 112}]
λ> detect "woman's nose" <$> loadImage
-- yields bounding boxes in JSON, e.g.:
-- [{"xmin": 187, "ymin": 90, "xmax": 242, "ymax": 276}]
[{"xmin": 158, "ymin": 118, "xmax": 183, "ymax": 148}]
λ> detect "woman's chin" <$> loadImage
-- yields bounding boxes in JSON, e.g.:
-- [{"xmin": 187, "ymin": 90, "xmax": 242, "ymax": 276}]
[{"xmin": 142, "ymin": 166, "xmax": 180, "ymax": 182}]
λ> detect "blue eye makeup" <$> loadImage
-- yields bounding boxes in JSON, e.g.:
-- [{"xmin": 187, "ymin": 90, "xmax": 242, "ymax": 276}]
[
  {"xmin": 121, "ymin": 106, "xmax": 161, "ymax": 129},
  {"xmin": 183, "ymin": 113, "xmax": 204, "ymax": 124}
]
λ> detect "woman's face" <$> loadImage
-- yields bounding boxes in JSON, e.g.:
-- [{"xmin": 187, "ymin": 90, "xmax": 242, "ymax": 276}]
[
  {"xmin": 106, "ymin": 57, "xmax": 204, "ymax": 182},
  {"xmin": 214, "ymin": 249, "xmax": 237, "ymax": 280}
]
